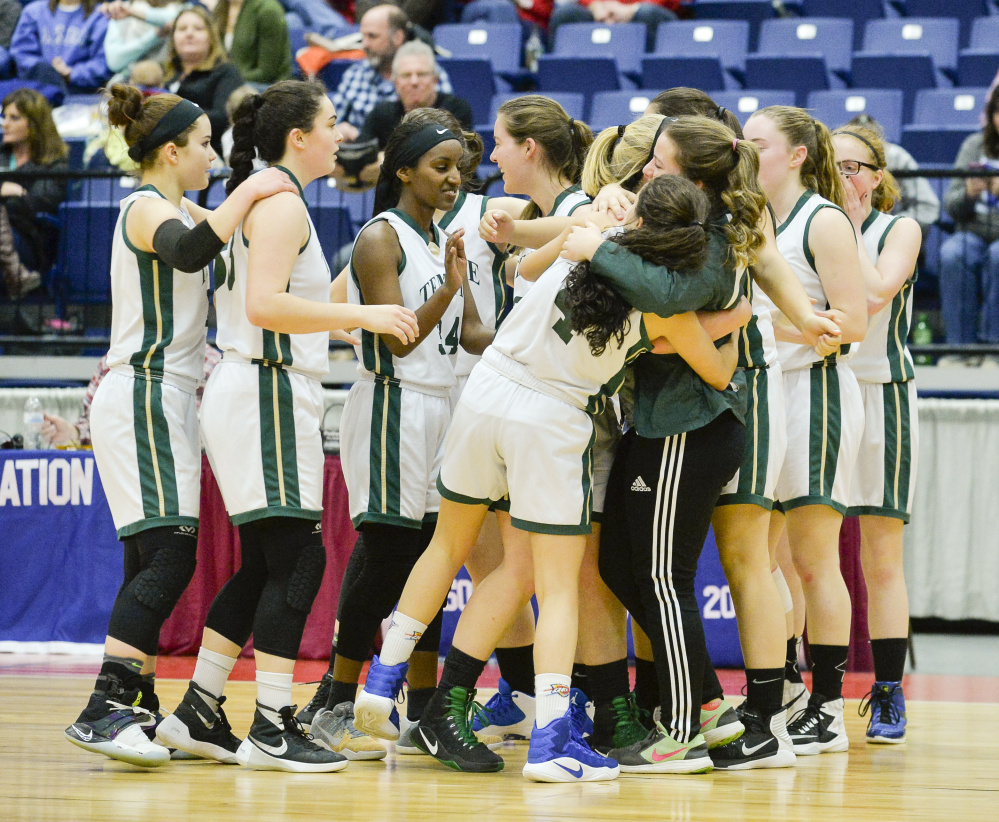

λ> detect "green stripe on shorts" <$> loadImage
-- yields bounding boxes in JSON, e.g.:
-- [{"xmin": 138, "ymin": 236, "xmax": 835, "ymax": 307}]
[
  {"xmin": 808, "ymin": 364, "xmax": 842, "ymax": 498},
  {"xmin": 882, "ymin": 381, "xmax": 912, "ymax": 513},
  {"xmin": 132, "ymin": 376, "xmax": 179, "ymax": 519},
  {"xmin": 258, "ymin": 366, "xmax": 301, "ymax": 509},
  {"xmin": 368, "ymin": 378, "xmax": 402, "ymax": 519},
  {"xmin": 737, "ymin": 367, "xmax": 770, "ymax": 498},
  {"xmin": 579, "ymin": 419, "xmax": 596, "ymax": 528}
]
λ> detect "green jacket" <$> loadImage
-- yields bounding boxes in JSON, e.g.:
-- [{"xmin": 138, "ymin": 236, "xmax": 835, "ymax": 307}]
[{"xmin": 227, "ymin": 0, "xmax": 291, "ymax": 84}]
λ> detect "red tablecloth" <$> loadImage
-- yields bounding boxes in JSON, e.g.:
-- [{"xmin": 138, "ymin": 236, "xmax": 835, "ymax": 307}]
[{"xmin": 158, "ymin": 454, "xmax": 355, "ymax": 660}]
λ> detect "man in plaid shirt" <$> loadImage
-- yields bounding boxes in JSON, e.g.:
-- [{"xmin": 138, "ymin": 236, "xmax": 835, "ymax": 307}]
[{"xmin": 331, "ymin": 3, "xmax": 452, "ymax": 141}]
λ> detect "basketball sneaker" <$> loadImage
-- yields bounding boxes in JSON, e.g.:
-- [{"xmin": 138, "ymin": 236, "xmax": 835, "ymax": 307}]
[
  {"xmin": 295, "ymin": 672, "xmax": 334, "ymax": 731},
  {"xmin": 710, "ymin": 705, "xmax": 796, "ymax": 770},
  {"xmin": 354, "ymin": 655, "xmax": 407, "ymax": 740},
  {"xmin": 411, "ymin": 686, "xmax": 504, "ymax": 772},
  {"xmin": 311, "ymin": 702, "xmax": 387, "ymax": 760},
  {"xmin": 787, "ymin": 695, "xmax": 849, "ymax": 755},
  {"xmin": 589, "ymin": 693, "xmax": 653, "ymax": 754},
  {"xmin": 569, "ymin": 688, "xmax": 595, "ymax": 739},
  {"xmin": 471, "ymin": 677, "xmax": 535, "ymax": 740},
  {"xmin": 65, "ymin": 707, "xmax": 170, "ymax": 768},
  {"xmin": 236, "ymin": 702, "xmax": 348, "ymax": 772},
  {"xmin": 860, "ymin": 681, "xmax": 907, "ymax": 744},
  {"xmin": 784, "ymin": 680, "xmax": 810, "ymax": 722},
  {"xmin": 609, "ymin": 721, "xmax": 713, "ymax": 774},
  {"xmin": 396, "ymin": 715, "xmax": 503, "ymax": 755},
  {"xmin": 156, "ymin": 681, "xmax": 242, "ymax": 763},
  {"xmin": 700, "ymin": 697, "xmax": 745, "ymax": 748},
  {"xmin": 522, "ymin": 714, "xmax": 619, "ymax": 783}
]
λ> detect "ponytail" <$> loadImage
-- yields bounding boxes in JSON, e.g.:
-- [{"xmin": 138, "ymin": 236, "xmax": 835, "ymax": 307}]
[{"xmin": 582, "ymin": 115, "xmax": 666, "ymax": 197}]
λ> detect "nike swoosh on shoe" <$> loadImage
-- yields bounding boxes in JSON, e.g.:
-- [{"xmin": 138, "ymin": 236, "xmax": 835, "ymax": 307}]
[
  {"xmin": 253, "ymin": 738, "xmax": 288, "ymax": 756},
  {"xmin": 419, "ymin": 729, "xmax": 438, "ymax": 755},
  {"xmin": 556, "ymin": 762, "xmax": 584, "ymax": 778}
]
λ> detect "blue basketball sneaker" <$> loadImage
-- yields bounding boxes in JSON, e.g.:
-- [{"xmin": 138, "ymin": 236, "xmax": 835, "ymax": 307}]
[
  {"xmin": 860, "ymin": 681, "xmax": 907, "ymax": 744},
  {"xmin": 522, "ymin": 714, "xmax": 619, "ymax": 782},
  {"xmin": 471, "ymin": 678, "xmax": 535, "ymax": 740},
  {"xmin": 354, "ymin": 655, "xmax": 407, "ymax": 741},
  {"xmin": 569, "ymin": 688, "xmax": 594, "ymax": 739}
]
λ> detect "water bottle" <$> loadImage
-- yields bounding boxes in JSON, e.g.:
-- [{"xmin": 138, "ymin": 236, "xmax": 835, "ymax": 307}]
[
  {"xmin": 911, "ymin": 313, "xmax": 933, "ymax": 365},
  {"xmin": 524, "ymin": 26, "xmax": 543, "ymax": 74},
  {"xmin": 23, "ymin": 395, "xmax": 44, "ymax": 450}
]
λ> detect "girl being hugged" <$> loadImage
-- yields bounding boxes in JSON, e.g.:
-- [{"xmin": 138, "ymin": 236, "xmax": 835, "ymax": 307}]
[
  {"xmin": 743, "ymin": 105, "xmax": 867, "ymax": 755},
  {"xmin": 156, "ymin": 80, "xmax": 417, "ymax": 774},
  {"xmin": 303, "ymin": 114, "xmax": 492, "ymax": 759},
  {"xmin": 64, "ymin": 83, "xmax": 298, "ymax": 767},
  {"xmin": 832, "ymin": 122, "xmax": 921, "ymax": 744}
]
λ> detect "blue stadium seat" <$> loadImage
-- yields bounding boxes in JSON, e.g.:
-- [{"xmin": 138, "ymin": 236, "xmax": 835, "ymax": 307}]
[
  {"xmin": 801, "ymin": 0, "xmax": 894, "ymax": 49},
  {"xmin": 900, "ymin": 125, "xmax": 977, "ymax": 164},
  {"xmin": 654, "ymin": 20, "xmax": 748, "ymax": 88},
  {"xmin": 689, "ymin": 0, "xmax": 776, "ymax": 50},
  {"xmin": 433, "ymin": 23, "xmax": 523, "ymax": 76},
  {"xmin": 641, "ymin": 56, "xmax": 725, "ymax": 93},
  {"xmin": 861, "ymin": 18, "xmax": 960, "ymax": 84},
  {"xmin": 589, "ymin": 91, "xmax": 660, "ymax": 133},
  {"xmin": 806, "ymin": 89, "xmax": 905, "ymax": 143},
  {"xmin": 902, "ymin": 0, "xmax": 990, "ymax": 46},
  {"xmin": 436, "ymin": 57, "xmax": 498, "ymax": 128},
  {"xmin": 318, "ymin": 60, "xmax": 355, "ymax": 94},
  {"xmin": 958, "ymin": 17, "xmax": 999, "ymax": 87},
  {"xmin": 64, "ymin": 137, "xmax": 86, "ymax": 170},
  {"xmin": 744, "ymin": 56, "xmax": 831, "ymax": 107},
  {"xmin": 536, "ymin": 55, "xmax": 622, "ymax": 97},
  {"xmin": 712, "ymin": 89, "xmax": 796, "ymax": 125},
  {"xmin": 552, "ymin": 23, "xmax": 646, "ymax": 79},
  {"xmin": 849, "ymin": 55, "xmax": 939, "ymax": 124},
  {"xmin": 54, "ymin": 201, "xmax": 118, "ymax": 303},
  {"xmin": 309, "ymin": 203, "xmax": 354, "ymax": 256},
  {"xmin": 913, "ymin": 87, "xmax": 991, "ymax": 126},
  {"xmin": 757, "ymin": 18, "xmax": 853, "ymax": 80}
]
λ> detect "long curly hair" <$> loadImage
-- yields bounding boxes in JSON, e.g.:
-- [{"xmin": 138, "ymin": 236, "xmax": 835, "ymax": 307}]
[{"xmin": 564, "ymin": 175, "xmax": 710, "ymax": 356}]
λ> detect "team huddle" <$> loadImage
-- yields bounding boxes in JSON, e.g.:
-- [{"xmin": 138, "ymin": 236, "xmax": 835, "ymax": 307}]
[{"xmin": 62, "ymin": 79, "xmax": 919, "ymax": 784}]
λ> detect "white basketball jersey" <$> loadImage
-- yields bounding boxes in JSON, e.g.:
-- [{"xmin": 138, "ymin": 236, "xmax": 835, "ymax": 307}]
[
  {"xmin": 486, "ymin": 258, "xmax": 651, "ymax": 414},
  {"xmin": 214, "ymin": 184, "xmax": 332, "ymax": 380},
  {"xmin": 770, "ymin": 190, "xmax": 854, "ymax": 371},
  {"xmin": 849, "ymin": 210, "xmax": 916, "ymax": 383},
  {"xmin": 439, "ymin": 192, "xmax": 508, "ymax": 379},
  {"xmin": 349, "ymin": 209, "xmax": 464, "ymax": 391},
  {"xmin": 105, "ymin": 186, "xmax": 209, "ymax": 391},
  {"xmin": 512, "ymin": 185, "xmax": 591, "ymax": 303}
]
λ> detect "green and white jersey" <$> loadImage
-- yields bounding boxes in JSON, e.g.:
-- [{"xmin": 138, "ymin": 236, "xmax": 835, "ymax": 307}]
[
  {"xmin": 213, "ymin": 172, "xmax": 332, "ymax": 380},
  {"xmin": 105, "ymin": 186, "xmax": 209, "ymax": 393},
  {"xmin": 512, "ymin": 184, "xmax": 591, "ymax": 303},
  {"xmin": 770, "ymin": 189, "xmax": 854, "ymax": 372},
  {"xmin": 349, "ymin": 209, "xmax": 464, "ymax": 392},
  {"xmin": 438, "ymin": 191, "xmax": 508, "ymax": 379},
  {"xmin": 485, "ymin": 257, "xmax": 652, "ymax": 415},
  {"xmin": 849, "ymin": 210, "xmax": 916, "ymax": 384},
  {"xmin": 739, "ymin": 268, "xmax": 779, "ymax": 369}
]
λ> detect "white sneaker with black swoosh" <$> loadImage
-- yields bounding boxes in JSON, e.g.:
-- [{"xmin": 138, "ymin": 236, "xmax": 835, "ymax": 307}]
[
  {"xmin": 236, "ymin": 702, "xmax": 348, "ymax": 772},
  {"xmin": 709, "ymin": 705, "xmax": 796, "ymax": 770}
]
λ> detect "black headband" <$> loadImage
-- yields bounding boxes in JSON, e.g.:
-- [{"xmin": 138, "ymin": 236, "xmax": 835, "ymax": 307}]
[
  {"xmin": 643, "ymin": 116, "xmax": 674, "ymax": 170},
  {"xmin": 835, "ymin": 129, "xmax": 883, "ymax": 167},
  {"xmin": 396, "ymin": 124, "xmax": 460, "ymax": 169},
  {"xmin": 127, "ymin": 99, "xmax": 205, "ymax": 162}
]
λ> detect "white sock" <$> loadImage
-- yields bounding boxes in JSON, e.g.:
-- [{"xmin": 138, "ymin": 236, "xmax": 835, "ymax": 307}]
[
  {"xmin": 192, "ymin": 646, "xmax": 237, "ymax": 712},
  {"xmin": 379, "ymin": 611, "xmax": 427, "ymax": 667},
  {"xmin": 256, "ymin": 670, "xmax": 294, "ymax": 722},
  {"xmin": 535, "ymin": 674, "xmax": 571, "ymax": 729}
]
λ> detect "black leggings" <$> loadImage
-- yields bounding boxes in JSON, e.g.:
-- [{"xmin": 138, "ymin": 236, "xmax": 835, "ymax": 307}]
[{"xmin": 600, "ymin": 413, "xmax": 745, "ymax": 743}]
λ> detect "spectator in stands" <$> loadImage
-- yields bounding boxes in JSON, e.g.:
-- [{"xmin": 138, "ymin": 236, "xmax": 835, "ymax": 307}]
[
  {"xmin": 548, "ymin": 0, "xmax": 679, "ymax": 51},
  {"xmin": 329, "ymin": 2, "xmax": 452, "ymax": 141},
  {"xmin": 9, "ymin": 0, "xmax": 111, "ymax": 92},
  {"xmin": 213, "ymin": 0, "xmax": 291, "ymax": 86},
  {"xmin": 0, "ymin": 88, "xmax": 68, "ymax": 299},
  {"xmin": 163, "ymin": 6, "xmax": 243, "ymax": 153},
  {"xmin": 941, "ymin": 84, "xmax": 999, "ymax": 349},
  {"xmin": 461, "ymin": 0, "xmax": 552, "ymax": 34},
  {"xmin": 360, "ymin": 40, "xmax": 472, "ymax": 149},
  {"xmin": 845, "ymin": 114, "xmax": 940, "ymax": 238},
  {"xmin": 100, "ymin": 0, "xmax": 182, "ymax": 79},
  {"xmin": 283, "ymin": 0, "xmax": 351, "ymax": 37},
  {"xmin": 0, "ymin": 0, "xmax": 22, "ymax": 79},
  {"xmin": 354, "ymin": 0, "xmax": 446, "ymax": 30}
]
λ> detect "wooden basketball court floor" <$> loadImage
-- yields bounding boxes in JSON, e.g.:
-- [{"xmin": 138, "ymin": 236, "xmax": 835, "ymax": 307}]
[{"xmin": 3, "ymin": 655, "xmax": 998, "ymax": 822}]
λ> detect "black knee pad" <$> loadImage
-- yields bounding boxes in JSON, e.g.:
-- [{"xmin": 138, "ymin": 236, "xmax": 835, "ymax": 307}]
[
  {"xmin": 131, "ymin": 528, "xmax": 199, "ymax": 618},
  {"xmin": 287, "ymin": 523, "xmax": 327, "ymax": 613}
]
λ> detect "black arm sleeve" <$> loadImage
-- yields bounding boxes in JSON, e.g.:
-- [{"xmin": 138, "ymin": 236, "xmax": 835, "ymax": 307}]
[{"xmin": 152, "ymin": 219, "xmax": 225, "ymax": 273}]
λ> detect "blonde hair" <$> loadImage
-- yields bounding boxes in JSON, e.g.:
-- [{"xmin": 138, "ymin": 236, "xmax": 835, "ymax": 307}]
[
  {"xmin": 663, "ymin": 116, "xmax": 767, "ymax": 271},
  {"xmin": 832, "ymin": 121, "xmax": 901, "ymax": 213},
  {"xmin": 164, "ymin": 7, "xmax": 229, "ymax": 80},
  {"xmin": 752, "ymin": 105, "xmax": 846, "ymax": 209},
  {"xmin": 496, "ymin": 95, "xmax": 593, "ymax": 221},
  {"xmin": 582, "ymin": 115, "xmax": 666, "ymax": 198}
]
